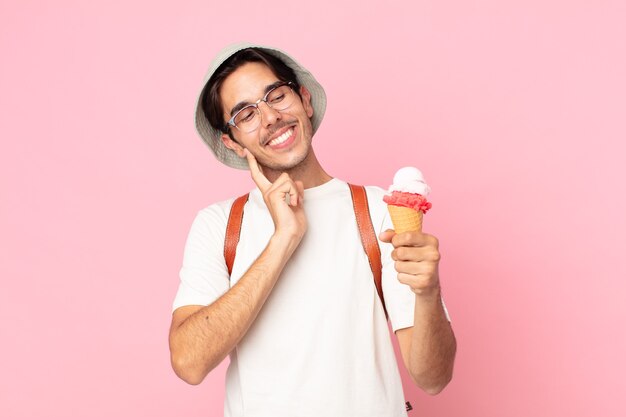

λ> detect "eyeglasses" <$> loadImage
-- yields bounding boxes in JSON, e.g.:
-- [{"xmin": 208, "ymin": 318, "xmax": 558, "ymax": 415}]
[{"xmin": 224, "ymin": 82, "xmax": 297, "ymax": 134}]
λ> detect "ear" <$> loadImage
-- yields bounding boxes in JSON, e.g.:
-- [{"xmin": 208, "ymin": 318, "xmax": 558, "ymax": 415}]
[
  {"xmin": 299, "ymin": 85, "xmax": 314, "ymax": 118},
  {"xmin": 221, "ymin": 133, "xmax": 246, "ymax": 158}
]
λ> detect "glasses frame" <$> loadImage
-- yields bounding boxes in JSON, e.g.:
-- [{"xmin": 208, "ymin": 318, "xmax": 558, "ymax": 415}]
[{"xmin": 223, "ymin": 81, "xmax": 296, "ymax": 134}]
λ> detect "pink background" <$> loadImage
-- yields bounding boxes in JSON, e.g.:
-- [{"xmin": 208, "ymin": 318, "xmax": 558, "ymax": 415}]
[{"xmin": 1, "ymin": 1, "xmax": 625, "ymax": 416}]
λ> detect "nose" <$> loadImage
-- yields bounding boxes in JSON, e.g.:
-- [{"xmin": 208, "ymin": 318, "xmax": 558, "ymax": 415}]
[{"xmin": 259, "ymin": 101, "xmax": 281, "ymax": 128}]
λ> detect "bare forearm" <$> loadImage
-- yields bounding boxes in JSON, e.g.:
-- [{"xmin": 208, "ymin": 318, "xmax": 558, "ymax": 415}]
[
  {"xmin": 408, "ymin": 290, "xmax": 456, "ymax": 394},
  {"xmin": 169, "ymin": 233, "xmax": 300, "ymax": 384}
]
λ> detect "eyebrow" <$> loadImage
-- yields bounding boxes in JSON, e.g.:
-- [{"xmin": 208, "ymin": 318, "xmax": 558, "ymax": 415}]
[{"xmin": 229, "ymin": 81, "xmax": 285, "ymax": 117}]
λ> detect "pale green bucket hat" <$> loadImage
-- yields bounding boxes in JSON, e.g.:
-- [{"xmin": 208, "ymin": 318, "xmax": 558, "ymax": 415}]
[{"xmin": 194, "ymin": 42, "xmax": 327, "ymax": 170}]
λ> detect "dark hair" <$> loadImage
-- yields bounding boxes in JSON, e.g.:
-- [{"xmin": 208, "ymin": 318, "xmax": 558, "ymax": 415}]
[{"xmin": 202, "ymin": 48, "xmax": 302, "ymax": 136}]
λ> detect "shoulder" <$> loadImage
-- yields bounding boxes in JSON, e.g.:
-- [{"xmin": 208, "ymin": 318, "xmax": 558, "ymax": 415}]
[
  {"xmin": 362, "ymin": 185, "xmax": 387, "ymax": 210},
  {"xmin": 182, "ymin": 193, "xmax": 255, "ymax": 254},
  {"xmin": 335, "ymin": 180, "xmax": 389, "ymax": 232},
  {"xmin": 334, "ymin": 180, "xmax": 387, "ymax": 210},
  {"xmin": 195, "ymin": 197, "xmax": 235, "ymax": 225},
  {"xmin": 363, "ymin": 185, "xmax": 387, "ymax": 203},
  {"xmin": 364, "ymin": 185, "xmax": 390, "ymax": 234},
  {"xmin": 190, "ymin": 191, "xmax": 252, "ymax": 233}
]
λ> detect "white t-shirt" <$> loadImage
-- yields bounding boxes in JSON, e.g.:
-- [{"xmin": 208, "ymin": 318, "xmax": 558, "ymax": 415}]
[{"xmin": 173, "ymin": 178, "xmax": 418, "ymax": 417}]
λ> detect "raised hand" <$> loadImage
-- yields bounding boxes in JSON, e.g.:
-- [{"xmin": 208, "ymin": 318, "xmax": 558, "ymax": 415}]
[{"xmin": 245, "ymin": 150, "xmax": 307, "ymax": 242}]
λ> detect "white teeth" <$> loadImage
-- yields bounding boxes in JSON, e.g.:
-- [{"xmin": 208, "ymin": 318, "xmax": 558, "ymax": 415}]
[{"xmin": 268, "ymin": 129, "xmax": 293, "ymax": 146}]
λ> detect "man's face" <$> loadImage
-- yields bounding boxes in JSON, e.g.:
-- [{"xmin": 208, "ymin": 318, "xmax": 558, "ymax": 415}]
[{"xmin": 219, "ymin": 62, "xmax": 315, "ymax": 172}]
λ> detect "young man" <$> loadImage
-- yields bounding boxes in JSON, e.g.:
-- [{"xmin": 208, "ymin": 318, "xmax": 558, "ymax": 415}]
[{"xmin": 169, "ymin": 43, "xmax": 456, "ymax": 417}]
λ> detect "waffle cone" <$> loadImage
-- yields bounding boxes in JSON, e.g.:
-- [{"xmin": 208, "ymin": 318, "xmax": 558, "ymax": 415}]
[{"xmin": 387, "ymin": 205, "xmax": 423, "ymax": 233}]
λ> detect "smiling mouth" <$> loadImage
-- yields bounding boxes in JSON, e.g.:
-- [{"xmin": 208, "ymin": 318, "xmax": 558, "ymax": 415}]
[{"xmin": 266, "ymin": 128, "xmax": 294, "ymax": 147}]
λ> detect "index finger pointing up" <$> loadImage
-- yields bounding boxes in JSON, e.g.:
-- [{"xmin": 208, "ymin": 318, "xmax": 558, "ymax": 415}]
[{"xmin": 245, "ymin": 149, "xmax": 271, "ymax": 191}]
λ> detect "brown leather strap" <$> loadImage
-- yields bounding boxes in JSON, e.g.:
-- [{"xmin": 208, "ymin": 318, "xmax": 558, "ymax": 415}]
[
  {"xmin": 223, "ymin": 186, "xmax": 387, "ymax": 319},
  {"xmin": 224, "ymin": 193, "xmax": 249, "ymax": 276},
  {"xmin": 349, "ymin": 184, "xmax": 387, "ymax": 319}
]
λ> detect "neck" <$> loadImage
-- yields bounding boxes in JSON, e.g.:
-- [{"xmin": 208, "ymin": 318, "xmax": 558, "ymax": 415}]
[{"xmin": 262, "ymin": 149, "xmax": 332, "ymax": 189}]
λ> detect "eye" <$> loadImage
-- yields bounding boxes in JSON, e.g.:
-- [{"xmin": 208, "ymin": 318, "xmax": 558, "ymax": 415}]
[
  {"xmin": 268, "ymin": 93, "xmax": 285, "ymax": 104},
  {"xmin": 268, "ymin": 88, "xmax": 287, "ymax": 104},
  {"xmin": 236, "ymin": 107, "xmax": 256, "ymax": 124}
]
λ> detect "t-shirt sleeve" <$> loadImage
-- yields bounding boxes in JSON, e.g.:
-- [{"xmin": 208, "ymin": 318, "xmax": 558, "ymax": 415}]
[
  {"xmin": 378, "ymin": 209, "xmax": 419, "ymax": 332},
  {"xmin": 172, "ymin": 203, "xmax": 232, "ymax": 312}
]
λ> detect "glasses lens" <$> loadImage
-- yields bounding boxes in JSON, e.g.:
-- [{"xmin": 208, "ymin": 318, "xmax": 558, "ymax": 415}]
[
  {"xmin": 266, "ymin": 85, "xmax": 294, "ymax": 111},
  {"xmin": 234, "ymin": 106, "xmax": 260, "ymax": 133}
]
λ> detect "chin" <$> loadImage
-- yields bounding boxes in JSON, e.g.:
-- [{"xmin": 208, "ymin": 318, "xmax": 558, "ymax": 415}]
[{"xmin": 260, "ymin": 148, "xmax": 310, "ymax": 172}]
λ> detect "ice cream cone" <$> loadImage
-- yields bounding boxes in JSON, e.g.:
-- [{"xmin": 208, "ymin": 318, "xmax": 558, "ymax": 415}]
[{"xmin": 387, "ymin": 205, "xmax": 423, "ymax": 233}]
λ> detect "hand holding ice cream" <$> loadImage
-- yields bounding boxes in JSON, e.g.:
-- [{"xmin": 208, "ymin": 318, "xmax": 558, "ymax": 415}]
[{"xmin": 379, "ymin": 166, "xmax": 442, "ymax": 297}]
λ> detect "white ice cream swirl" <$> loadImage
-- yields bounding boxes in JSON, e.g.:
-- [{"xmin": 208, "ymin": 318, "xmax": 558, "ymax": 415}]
[{"xmin": 388, "ymin": 166, "xmax": 431, "ymax": 196}]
